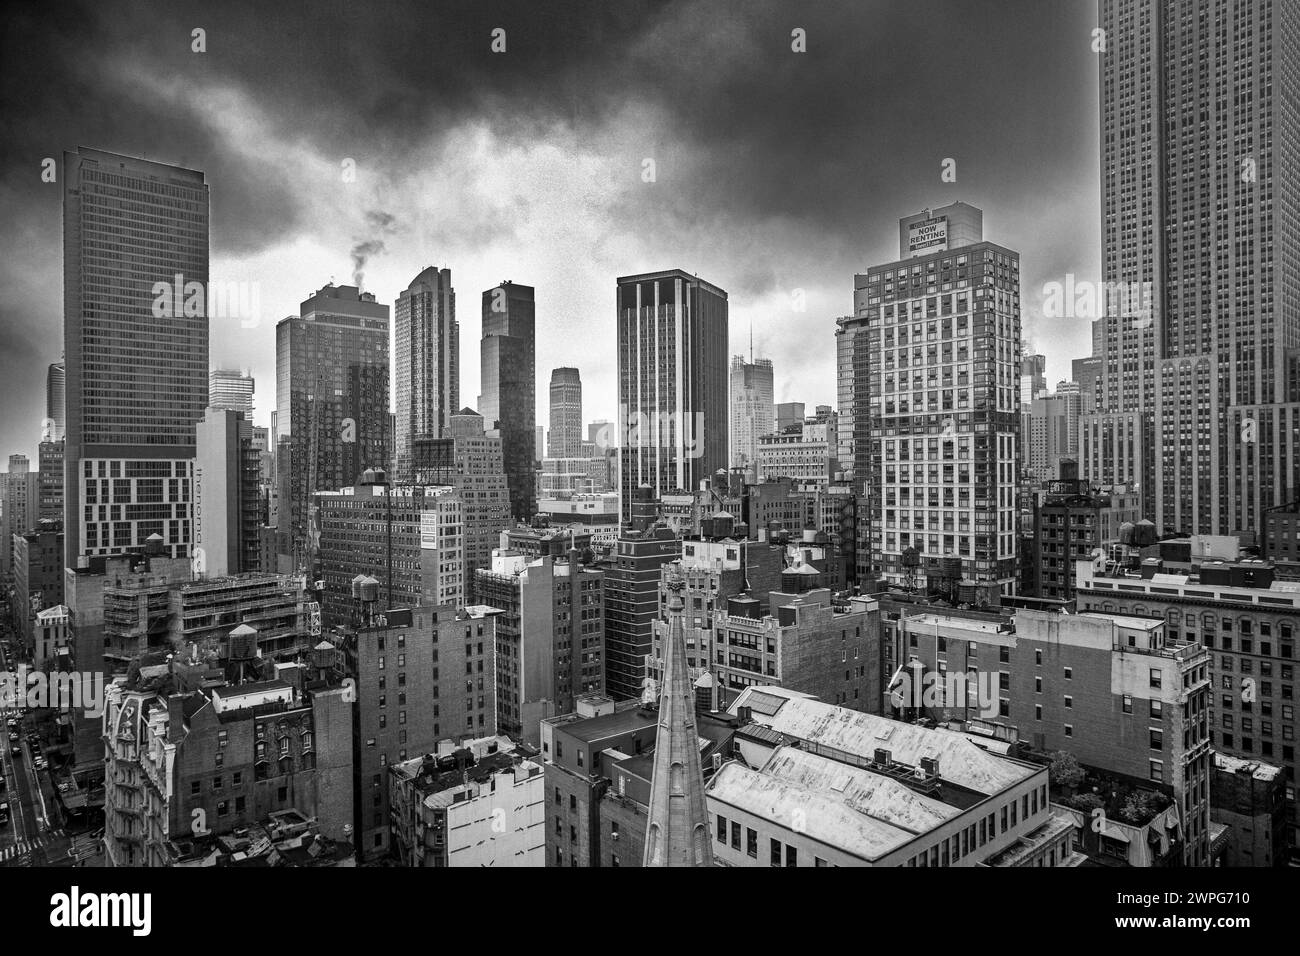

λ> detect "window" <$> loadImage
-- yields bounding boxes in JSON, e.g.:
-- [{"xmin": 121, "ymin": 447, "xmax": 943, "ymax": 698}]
[
  {"xmin": 730, "ymin": 821, "xmax": 741, "ymax": 851},
  {"xmin": 746, "ymin": 828, "xmax": 758, "ymax": 858},
  {"xmin": 716, "ymin": 815, "xmax": 726, "ymax": 843},
  {"xmin": 770, "ymin": 839, "xmax": 781, "ymax": 866},
  {"xmin": 785, "ymin": 845, "xmax": 798, "ymax": 867}
]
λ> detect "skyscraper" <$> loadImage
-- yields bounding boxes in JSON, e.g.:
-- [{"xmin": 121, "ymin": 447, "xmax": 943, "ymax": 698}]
[
  {"xmin": 546, "ymin": 367, "xmax": 583, "ymax": 459},
  {"xmin": 209, "ymin": 368, "xmax": 255, "ymax": 416},
  {"xmin": 63, "ymin": 147, "xmax": 209, "ymax": 566},
  {"xmin": 729, "ymin": 355, "xmax": 774, "ymax": 474},
  {"xmin": 1081, "ymin": 0, "xmax": 1300, "ymax": 534},
  {"xmin": 1, "ymin": 455, "xmax": 39, "ymax": 578},
  {"xmin": 276, "ymin": 283, "xmax": 390, "ymax": 572},
  {"xmin": 850, "ymin": 202, "xmax": 1021, "ymax": 602},
  {"xmin": 393, "ymin": 266, "xmax": 458, "ymax": 481},
  {"xmin": 194, "ymin": 407, "xmax": 263, "ymax": 577},
  {"xmin": 46, "ymin": 362, "xmax": 65, "ymax": 440},
  {"xmin": 479, "ymin": 281, "xmax": 536, "ymax": 522},
  {"xmin": 411, "ymin": 407, "xmax": 512, "ymax": 599},
  {"xmin": 616, "ymin": 270, "xmax": 729, "ymax": 522},
  {"xmin": 1019, "ymin": 353, "xmax": 1046, "ymax": 407}
]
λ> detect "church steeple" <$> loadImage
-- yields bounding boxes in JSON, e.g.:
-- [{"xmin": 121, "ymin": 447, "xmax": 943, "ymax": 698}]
[{"xmin": 642, "ymin": 567, "xmax": 714, "ymax": 867}]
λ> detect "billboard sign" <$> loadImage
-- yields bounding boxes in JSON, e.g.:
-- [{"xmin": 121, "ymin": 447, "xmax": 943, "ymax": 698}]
[{"xmin": 908, "ymin": 216, "xmax": 948, "ymax": 255}]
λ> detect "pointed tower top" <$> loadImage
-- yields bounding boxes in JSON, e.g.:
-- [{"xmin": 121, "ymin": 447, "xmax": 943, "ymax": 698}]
[{"xmin": 642, "ymin": 567, "xmax": 714, "ymax": 867}]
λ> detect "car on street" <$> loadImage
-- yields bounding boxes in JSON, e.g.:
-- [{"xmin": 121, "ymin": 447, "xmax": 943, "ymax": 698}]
[
  {"xmin": 9, "ymin": 743, "xmax": 20, "ymax": 758},
  {"xmin": 0, "ymin": 803, "xmax": 9, "ymax": 827}
]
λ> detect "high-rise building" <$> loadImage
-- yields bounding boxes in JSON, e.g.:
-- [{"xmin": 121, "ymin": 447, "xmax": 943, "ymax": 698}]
[
  {"xmin": 1026, "ymin": 393, "xmax": 1072, "ymax": 482},
  {"xmin": 598, "ymin": 526, "xmax": 680, "ymax": 702},
  {"xmin": 410, "ymin": 407, "xmax": 513, "ymax": 595},
  {"xmin": 616, "ymin": 270, "xmax": 729, "ymax": 523},
  {"xmin": 849, "ymin": 202, "xmax": 1021, "ymax": 601},
  {"xmin": 63, "ymin": 148, "xmax": 209, "ymax": 566},
  {"xmin": 37, "ymin": 438, "xmax": 64, "ymax": 522},
  {"xmin": 208, "ymin": 368, "xmax": 255, "ymax": 416},
  {"xmin": 194, "ymin": 407, "xmax": 264, "ymax": 577},
  {"xmin": 729, "ymin": 356, "xmax": 774, "ymax": 474},
  {"xmin": 473, "ymin": 549, "xmax": 605, "ymax": 746},
  {"xmin": 10, "ymin": 521, "xmax": 64, "ymax": 655},
  {"xmin": 1019, "ymin": 353, "xmax": 1047, "ymax": 407},
  {"xmin": 325, "ymin": 600, "xmax": 500, "ymax": 862},
  {"xmin": 479, "ymin": 281, "xmax": 536, "ymax": 522},
  {"xmin": 775, "ymin": 401, "xmax": 805, "ymax": 435},
  {"xmin": 394, "ymin": 266, "xmax": 458, "ymax": 481},
  {"xmin": 547, "ymin": 367, "xmax": 583, "ymax": 459},
  {"xmin": 1075, "ymin": 549, "xmax": 1300, "ymax": 855},
  {"xmin": 46, "ymin": 362, "xmax": 65, "ymax": 440},
  {"xmin": 1, "ymin": 455, "xmax": 39, "ymax": 578},
  {"xmin": 1072, "ymin": 356, "xmax": 1102, "ymax": 416},
  {"xmin": 1081, "ymin": 0, "xmax": 1300, "ymax": 535},
  {"xmin": 315, "ymin": 473, "xmax": 463, "ymax": 627},
  {"xmin": 275, "ymin": 283, "xmax": 390, "ymax": 571},
  {"xmin": 1026, "ymin": 465, "xmax": 1140, "ymax": 602}
]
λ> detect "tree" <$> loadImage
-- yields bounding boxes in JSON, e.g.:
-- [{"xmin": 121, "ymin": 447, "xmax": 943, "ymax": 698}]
[
  {"xmin": 1065, "ymin": 793, "xmax": 1104, "ymax": 814},
  {"xmin": 1049, "ymin": 751, "xmax": 1086, "ymax": 791}
]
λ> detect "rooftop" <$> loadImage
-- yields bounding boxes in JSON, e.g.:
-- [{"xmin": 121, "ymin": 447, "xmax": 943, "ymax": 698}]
[{"xmin": 730, "ymin": 686, "xmax": 1037, "ymax": 796}]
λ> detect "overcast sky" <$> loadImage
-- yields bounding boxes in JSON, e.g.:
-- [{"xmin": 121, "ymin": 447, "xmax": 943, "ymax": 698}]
[{"xmin": 0, "ymin": 0, "xmax": 1102, "ymax": 461}]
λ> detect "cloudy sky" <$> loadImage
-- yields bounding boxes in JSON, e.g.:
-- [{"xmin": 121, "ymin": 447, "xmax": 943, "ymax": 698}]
[{"xmin": 0, "ymin": 0, "xmax": 1102, "ymax": 462}]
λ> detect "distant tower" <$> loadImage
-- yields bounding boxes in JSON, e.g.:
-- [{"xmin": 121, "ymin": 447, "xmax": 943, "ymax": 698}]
[
  {"xmin": 394, "ymin": 266, "xmax": 458, "ymax": 481},
  {"xmin": 547, "ymin": 367, "xmax": 583, "ymax": 459},
  {"xmin": 478, "ymin": 281, "xmax": 536, "ymax": 521},
  {"xmin": 209, "ymin": 368, "xmax": 255, "ymax": 416},
  {"xmin": 642, "ymin": 568, "xmax": 713, "ymax": 867}
]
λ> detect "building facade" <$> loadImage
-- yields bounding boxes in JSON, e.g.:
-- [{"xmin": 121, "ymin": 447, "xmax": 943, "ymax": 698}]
[
  {"xmin": 63, "ymin": 148, "xmax": 209, "ymax": 567},
  {"xmin": 275, "ymin": 284, "xmax": 390, "ymax": 572},
  {"xmin": 393, "ymin": 266, "xmax": 458, "ymax": 482},
  {"xmin": 852, "ymin": 203, "xmax": 1021, "ymax": 601},
  {"xmin": 315, "ymin": 477, "xmax": 463, "ymax": 627},
  {"xmin": 729, "ymin": 356, "xmax": 774, "ymax": 476},
  {"xmin": 478, "ymin": 281, "xmax": 536, "ymax": 522},
  {"xmin": 616, "ymin": 270, "xmax": 729, "ymax": 522}
]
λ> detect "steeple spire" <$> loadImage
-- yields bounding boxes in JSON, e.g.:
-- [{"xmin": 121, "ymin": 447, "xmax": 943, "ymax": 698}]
[{"xmin": 642, "ymin": 567, "xmax": 714, "ymax": 867}]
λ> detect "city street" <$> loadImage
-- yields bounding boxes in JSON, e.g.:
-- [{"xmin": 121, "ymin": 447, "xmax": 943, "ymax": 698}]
[{"xmin": 0, "ymin": 700, "xmax": 71, "ymax": 867}]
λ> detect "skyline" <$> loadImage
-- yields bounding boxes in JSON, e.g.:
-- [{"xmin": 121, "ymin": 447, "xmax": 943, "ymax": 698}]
[{"xmin": 0, "ymin": 0, "xmax": 1101, "ymax": 462}]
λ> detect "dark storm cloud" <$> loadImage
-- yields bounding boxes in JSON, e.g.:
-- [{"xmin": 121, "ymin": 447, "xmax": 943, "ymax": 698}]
[{"xmin": 0, "ymin": 0, "xmax": 1101, "ymax": 459}]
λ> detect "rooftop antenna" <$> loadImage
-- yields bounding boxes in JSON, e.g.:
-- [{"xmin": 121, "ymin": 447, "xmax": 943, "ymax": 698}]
[{"xmin": 749, "ymin": 318, "xmax": 753, "ymax": 363}]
